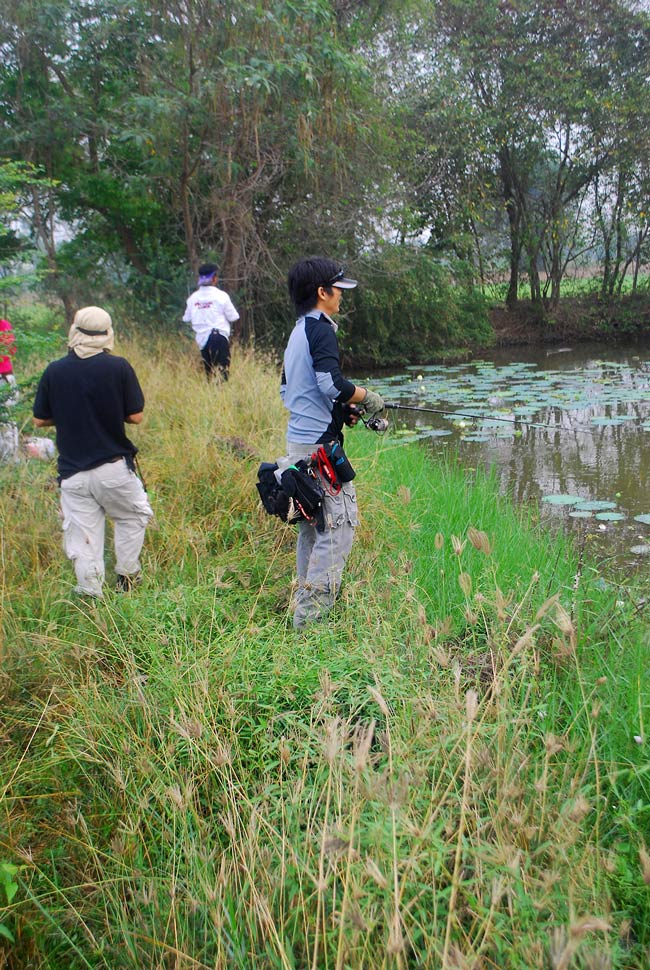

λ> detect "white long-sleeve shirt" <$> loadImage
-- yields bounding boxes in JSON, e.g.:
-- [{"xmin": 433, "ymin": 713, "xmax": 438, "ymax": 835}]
[{"xmin": 183, "ymin": 285, "xmax": 239, "ymax": 349}]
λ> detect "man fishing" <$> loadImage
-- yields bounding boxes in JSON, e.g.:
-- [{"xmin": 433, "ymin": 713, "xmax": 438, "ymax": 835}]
[
  {"xmin": 33, "ymin": 306, "xmax": 152, "ymax": 598},
  {"xmin": 281, "ymin": 257, "xmax": 385, "ymax": 629}
]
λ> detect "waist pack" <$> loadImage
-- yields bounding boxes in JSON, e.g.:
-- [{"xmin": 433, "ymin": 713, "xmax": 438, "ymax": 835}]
[
  {"xmin": 312, "ymin": 441, "xmax": 355, "ymax": 492},
  {"xmin": 256, "ymin": 460, "xmax": 325, "ymax": 531}
]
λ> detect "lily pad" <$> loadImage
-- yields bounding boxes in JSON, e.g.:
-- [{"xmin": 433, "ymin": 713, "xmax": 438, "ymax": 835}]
[
  {"xmin": 631, "ymin": 545, "xmax": 650, "ymax": 555},
  {"xmin": 634, "ymin": 514, "xmax": 650, "ymax": 525},
  {"xmin": 541, "ymin": 494, "xmax": 582, "ymax": 506},
  {"xmin": 574, "ymin": 501, "xmax": 617, "ymax": 512},
  {"xmin": 595, "ymin": 512, "xmax": 626, "ymax": 521},
  {"xmin": 569, "ymin": 510, "xmax": 593, "ymax": 519}
]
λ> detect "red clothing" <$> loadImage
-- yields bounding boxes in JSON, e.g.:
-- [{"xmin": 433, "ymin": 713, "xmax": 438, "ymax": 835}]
[{"xmin": 0, "ymin": 319, "xmax": 16, "ymax": 375}]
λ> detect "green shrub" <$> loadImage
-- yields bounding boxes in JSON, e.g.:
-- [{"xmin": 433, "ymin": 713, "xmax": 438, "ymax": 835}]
[
  {"xmin": 340, "ymin": 245, "xmax": 493, "ymax": 365},
  {"xmin": 8, "ymin": 303, "xmax": 65, "ymax": 365}
]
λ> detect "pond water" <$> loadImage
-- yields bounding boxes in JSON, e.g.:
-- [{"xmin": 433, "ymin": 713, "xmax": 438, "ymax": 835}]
[{"xmin": 363, "ymin": 340, "xmax": 650, "ymax": 578}]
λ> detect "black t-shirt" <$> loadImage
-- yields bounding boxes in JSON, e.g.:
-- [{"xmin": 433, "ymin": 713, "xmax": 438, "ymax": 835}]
[{"xmin": 33, "ymin": 351, "xmax": 145, "ymax": 479}]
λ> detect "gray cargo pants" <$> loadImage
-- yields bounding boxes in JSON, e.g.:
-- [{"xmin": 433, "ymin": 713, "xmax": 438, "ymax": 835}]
[{"xmin": 287, "ymin": 442, "xmax": 359, "ymax": 629}]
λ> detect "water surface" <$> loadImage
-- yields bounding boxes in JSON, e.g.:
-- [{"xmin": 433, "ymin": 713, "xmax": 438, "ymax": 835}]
[{"xmin": 365, "ymin": 341, "xmax": 650, "ymax": 577}]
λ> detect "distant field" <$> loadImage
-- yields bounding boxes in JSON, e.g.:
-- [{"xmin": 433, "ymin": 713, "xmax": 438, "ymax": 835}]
[{"xmin": 486, "ymin": 268, "xmax": 650, "ymax": 304}]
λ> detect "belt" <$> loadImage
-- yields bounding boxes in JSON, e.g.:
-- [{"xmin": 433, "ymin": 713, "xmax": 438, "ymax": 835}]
[{"xmin": 107, "ymin": 455, "xmax": 123, "ymax": 463}]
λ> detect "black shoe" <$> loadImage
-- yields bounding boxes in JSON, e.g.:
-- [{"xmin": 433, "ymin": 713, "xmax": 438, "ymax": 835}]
[{"xmin": 116, "ymin": 573, "xmax": 142, "ymax": 592}]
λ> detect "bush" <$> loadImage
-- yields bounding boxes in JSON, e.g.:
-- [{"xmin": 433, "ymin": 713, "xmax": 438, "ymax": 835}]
[
  {"xmin": 339, "ymin": 245, "xmax": 493, "ymax": 365},
  {"xmin": 8, "ymin": 303, "xmax": 65, "ymax": 365}
]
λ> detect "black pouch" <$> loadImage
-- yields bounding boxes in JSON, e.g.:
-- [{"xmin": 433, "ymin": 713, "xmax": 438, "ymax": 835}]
[
  {"xmin": 280, "ymin": 462, "xmax": 325, "ymax": 531},
  {"xmin": 256, "ymin": 462, "xmax": 291, "ymax": 520},
  {"xmin": 326, "ymin": 441, "xmax": 355, "ymax": 483},
  {"xmin": 256, "ymin": 461, "xmax": 324, "ymax": 530}
]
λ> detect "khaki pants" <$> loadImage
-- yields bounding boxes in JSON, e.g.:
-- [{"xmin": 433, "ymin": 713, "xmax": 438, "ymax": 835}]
[
  {"xmin": 60, "ymin": 459, "xmax": 153, "ymax": 597},
  {"xmin": 287, "ymin": 442, "xmax": 359, "ymax": 629}
]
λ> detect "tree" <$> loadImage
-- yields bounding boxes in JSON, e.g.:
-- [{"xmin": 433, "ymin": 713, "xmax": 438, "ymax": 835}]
[
  {"xmin": 0, "ymin": 157, "xmax": 49, "ymax": 301},
  {"xmin": 403, "ymin": 0, "xmax": 650, "ymax": 309},
  {"xmin": 0, "ymin": 0, "xmax": 397, "ymax": 339}
]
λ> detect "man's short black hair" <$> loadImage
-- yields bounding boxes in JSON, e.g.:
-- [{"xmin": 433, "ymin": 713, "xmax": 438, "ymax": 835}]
[
  {"xmin": 287, "ymin": 257, "xmax": 341, "ymax": 316},
  {"xmin": 199, "ymin": 263, "xmax": 219, "ymax": 277}
]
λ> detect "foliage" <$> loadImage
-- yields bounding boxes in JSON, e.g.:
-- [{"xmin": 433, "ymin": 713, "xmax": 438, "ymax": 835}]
[
  {"xmin": 402, "ymin": 0, "xmax": 650, "ymax": 310},
  {"xmin": 0, "ymin": 0, "xmax": 395, "ymax": 336},
  {"xmin": 232, "ymin": 247, "xmax": 493, "ymax": 364},
  {"xmin": 0, "ymin": 158, "xmax": 50, "ymax": 295},
  {"xmin": 0, "ymin": 862, "xmax": 19, "ymax": 943},
  {"xmin": 3, "ymin": 304, "xmax": 64, "ymax": 383},
  {"xmin": 341, "ymin": 245, "xmax": 492, "ymax": 364},
  {"xmin": 2, "ymin": 1, "xmax": 650, "ymax": 354},
  {"xmin": 1, "ymin": 342, "xmax": 650, "ymax": 966}
]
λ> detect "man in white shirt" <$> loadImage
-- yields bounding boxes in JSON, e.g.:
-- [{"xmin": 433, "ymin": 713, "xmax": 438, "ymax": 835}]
[{"xmin": 183, "ymin": 263, "xmax": 240, "ymax": 380}]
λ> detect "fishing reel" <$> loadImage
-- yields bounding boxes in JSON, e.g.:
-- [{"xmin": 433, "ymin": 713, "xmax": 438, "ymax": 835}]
[
  {"xmin": 345, "ymin": 404, "xmax": 389, "ymax": 434},
  {"xmin": 366, "ymin": 414, "xmax": 389, "ymax": 434}
]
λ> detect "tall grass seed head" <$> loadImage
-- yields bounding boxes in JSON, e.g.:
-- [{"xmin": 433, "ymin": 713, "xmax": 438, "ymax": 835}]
[
  {"xmin": 466, "ymin": 689, "xmax": 479, "ymax": 722},
  {"xmin": 451, "ymin": 535, "xmax": 466, "ymax": 556},
  {"xmin": 639, "ymin": 845, "xmax": 650, "ymax": 884},
  {"xmin": 467, "ymin": 526, "xmax": 492, "ymax": 555}
]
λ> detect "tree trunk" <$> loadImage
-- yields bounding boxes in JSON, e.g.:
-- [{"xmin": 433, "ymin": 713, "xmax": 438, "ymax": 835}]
[{"xmin": 499, "ymin": 148, "xmax": 521, "ymax": 307}]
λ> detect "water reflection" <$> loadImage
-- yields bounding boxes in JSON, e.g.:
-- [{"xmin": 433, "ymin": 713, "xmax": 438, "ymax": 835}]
[{"xmin": 364, "ymin": 342, "xmax": 650, "ymax": 575}]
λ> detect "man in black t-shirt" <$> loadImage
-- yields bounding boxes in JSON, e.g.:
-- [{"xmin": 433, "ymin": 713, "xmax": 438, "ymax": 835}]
[{"xmin": 33, "ymin": 306, "xmax": 153, "ymax": 598}]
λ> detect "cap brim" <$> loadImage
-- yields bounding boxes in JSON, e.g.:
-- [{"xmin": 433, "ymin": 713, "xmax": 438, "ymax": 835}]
[{"xmin": 332, "ymin": 277, "xmax": 357, "ymax": 289}]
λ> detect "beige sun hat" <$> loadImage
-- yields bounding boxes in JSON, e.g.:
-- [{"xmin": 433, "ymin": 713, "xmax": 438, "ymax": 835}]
[{"xmin": 68, "ymin": 306, "xmax": 115, "ymax": 359}]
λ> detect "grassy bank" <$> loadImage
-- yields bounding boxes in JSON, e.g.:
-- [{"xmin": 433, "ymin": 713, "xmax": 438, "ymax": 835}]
[
  {"xmin": 1, "ymin": 343, "xmax": 649, "ymax": 968},
  {"xmin": 489, "ymin": 292, "xmax": 650, "ymax": 351}
]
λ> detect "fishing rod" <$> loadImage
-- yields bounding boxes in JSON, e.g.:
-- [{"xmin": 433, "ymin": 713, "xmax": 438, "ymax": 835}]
[{"xmin": 381, "ymin": 402, "xmax": 600, "ymax": 436}]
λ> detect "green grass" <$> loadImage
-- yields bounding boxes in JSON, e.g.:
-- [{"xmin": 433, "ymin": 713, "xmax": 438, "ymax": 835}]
[
  {"xmin": 486, "ymin": 271, "xmax": 650, "ymax": 306},
  {"xmin": 1, "ymin": 341, "xmax": 649, "ymax": 968}
]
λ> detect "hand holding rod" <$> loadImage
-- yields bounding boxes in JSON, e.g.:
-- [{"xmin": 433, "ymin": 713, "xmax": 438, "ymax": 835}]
[{"xmin": 346, "ymin": 403, "xmax": 389, "ymax": 434}]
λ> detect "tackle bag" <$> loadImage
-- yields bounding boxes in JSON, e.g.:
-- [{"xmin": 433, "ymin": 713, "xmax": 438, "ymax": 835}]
[
  {"xmin": 280, "ymin": 463, "xmax": 325, "ymax": 531},
  {"xmin": 256, "ymin": 460, "xmax": 325, "ymax": 531}
]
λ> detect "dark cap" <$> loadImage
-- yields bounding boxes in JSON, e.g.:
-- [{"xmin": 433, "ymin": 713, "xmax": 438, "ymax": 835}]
[
  {"xmin": 199, "ymin": 263, "xmax": 219, "ymax": 277},
  {"xmin": 326, "ymin": 266, "xmax": 357, "ymax": 289}
]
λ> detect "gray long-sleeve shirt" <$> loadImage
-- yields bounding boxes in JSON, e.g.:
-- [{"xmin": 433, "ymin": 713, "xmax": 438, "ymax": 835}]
[{"xmin": 280, "ymin": 310, "xmax": 355, "ymax": 444}]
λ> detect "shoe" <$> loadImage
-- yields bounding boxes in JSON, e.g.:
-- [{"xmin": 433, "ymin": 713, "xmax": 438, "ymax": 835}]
[{"xmin": 116, "ymin": 573, "xmax": 142, "ymax": 592}]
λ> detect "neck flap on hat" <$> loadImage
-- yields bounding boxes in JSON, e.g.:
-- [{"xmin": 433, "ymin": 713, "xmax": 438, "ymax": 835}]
[{"xmin": 68, "ymin": 306, "xmax": 115, "ymax": 359}]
